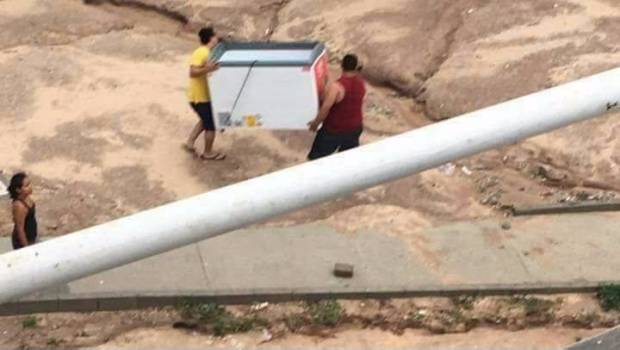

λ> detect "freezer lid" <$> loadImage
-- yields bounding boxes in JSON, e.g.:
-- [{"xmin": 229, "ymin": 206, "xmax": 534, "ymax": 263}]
[{"xmin": 210, "ymin": 41, "xmax": 326, "ymax": 67}]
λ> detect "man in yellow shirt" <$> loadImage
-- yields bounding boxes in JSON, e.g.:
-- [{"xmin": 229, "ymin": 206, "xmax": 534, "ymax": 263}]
[{"xmin": 183, "ymin": 27, "xmax": 225, "ymax": 160}]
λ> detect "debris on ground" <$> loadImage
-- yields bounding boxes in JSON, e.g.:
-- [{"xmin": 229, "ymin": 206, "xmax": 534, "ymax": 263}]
[{"xmin": 333, "ymin": 263, "xmax": 354, "ymax": 278}]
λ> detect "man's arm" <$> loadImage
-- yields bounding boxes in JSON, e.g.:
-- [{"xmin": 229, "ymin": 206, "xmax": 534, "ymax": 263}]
[
  {"xmin": 308, "ymin": 82, "xmax": 342, "ymax": 131},
  {"xmin": 189, "ymin": 60, "xmax": 219, "ymax": 78}
]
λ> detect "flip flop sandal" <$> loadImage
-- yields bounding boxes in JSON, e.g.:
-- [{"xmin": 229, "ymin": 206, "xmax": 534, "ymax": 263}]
[{"xmin": 199, "ymin": 153, "xmax": 226, "ymax": 161}]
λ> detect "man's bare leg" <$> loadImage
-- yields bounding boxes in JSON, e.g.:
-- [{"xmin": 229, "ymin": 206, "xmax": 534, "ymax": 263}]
[
  {"xmin": 200, "ymin": 130, "xmax": 226, "ymax": 160},
  {"xmin": 203, "ymin": 130, "xmax": 216, "ymax": 155},
  {"xmin": 183, "ymin": 121, "xmax": 204, "ymax": 152}
]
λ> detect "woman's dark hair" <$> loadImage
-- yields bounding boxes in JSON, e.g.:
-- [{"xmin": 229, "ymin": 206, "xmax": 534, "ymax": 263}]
[
  {"xmin": 199, "ymin": 27, "xmax": 216, "ymax": 45},
  {"xmin": 8, "ymin": 172, "xmax": 27, "ymax": 200}
]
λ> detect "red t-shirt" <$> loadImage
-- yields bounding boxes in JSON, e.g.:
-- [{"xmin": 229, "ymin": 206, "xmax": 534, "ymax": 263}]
[{"xmin": 322, "ymin": 75, "xmax": 366, "ymax": 133}]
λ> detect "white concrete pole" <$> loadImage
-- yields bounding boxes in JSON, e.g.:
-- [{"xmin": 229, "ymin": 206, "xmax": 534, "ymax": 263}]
[{"xmin": 1, "ymin": 68, "xmax": 620, "ymax": 303}]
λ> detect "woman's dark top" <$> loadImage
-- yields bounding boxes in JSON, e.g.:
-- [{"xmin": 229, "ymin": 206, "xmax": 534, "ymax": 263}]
[{"xmin": 11, "ymin": 199, "xmax": 37, "ymax": 250}]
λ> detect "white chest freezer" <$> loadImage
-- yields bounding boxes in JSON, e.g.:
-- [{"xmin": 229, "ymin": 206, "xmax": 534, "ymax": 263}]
[{"xmin": 208, "ymin": 42, "xmax": 328, "ymax": 130}]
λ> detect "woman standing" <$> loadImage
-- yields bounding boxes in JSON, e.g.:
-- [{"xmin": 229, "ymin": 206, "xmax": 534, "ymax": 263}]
[{"xmin": 7, "ymin": 172, "xmax": 38, "ymax": 250}]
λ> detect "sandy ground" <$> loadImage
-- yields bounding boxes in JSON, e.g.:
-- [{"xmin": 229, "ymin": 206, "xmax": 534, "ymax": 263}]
[
  {"xmin": 1, "ymin": 0, "xmax": 620, "ymax": 348},
  {"xmin": 1, "ymin": 0, "xmax": 618, "ymax": 238},
  {"xmin": 101, "ymin": 327, "xmax": 606, "ymax": 350},
  {"xmin": 0, "ymin": 0, "xmax": 617, "ymax": 240},
  {"xmin": 1, "ymin": 294, "xmax": 618, "ymax": 349}
]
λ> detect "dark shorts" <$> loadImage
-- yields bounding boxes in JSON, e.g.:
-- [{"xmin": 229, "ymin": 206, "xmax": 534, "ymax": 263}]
[
  {"xmin": 308, "ymin": 127, "xmax": 363, "ymax": 160},
  {"xmin": 190, "ymin": 102, "xmax": 215, "ymax": 131}
]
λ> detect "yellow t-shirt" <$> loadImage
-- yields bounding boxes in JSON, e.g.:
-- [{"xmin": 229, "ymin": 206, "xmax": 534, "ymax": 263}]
[{"xmin": 187, "ymin": 46, "xmax": 211, "ymax": 103}]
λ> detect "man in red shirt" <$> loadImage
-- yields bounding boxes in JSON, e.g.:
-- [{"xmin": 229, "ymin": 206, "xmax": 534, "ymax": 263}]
[{"xmin": 307, "ymin": 54, "xmax": 366, "ymax": 160}]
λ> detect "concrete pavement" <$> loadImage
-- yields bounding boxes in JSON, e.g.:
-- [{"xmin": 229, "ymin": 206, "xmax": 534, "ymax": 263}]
[
  {"xmin": 1, "ymin": 212, "xmax": 620, "ymax": 314},
  {"xmin": 566, "ymin": 325, "xmax": 620, "ymax": 350}
]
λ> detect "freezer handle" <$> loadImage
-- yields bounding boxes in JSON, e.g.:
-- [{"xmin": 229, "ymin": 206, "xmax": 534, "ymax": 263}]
[{"xmin": 229, "ymin": 60, "xmax": 258, "ymax": 118}]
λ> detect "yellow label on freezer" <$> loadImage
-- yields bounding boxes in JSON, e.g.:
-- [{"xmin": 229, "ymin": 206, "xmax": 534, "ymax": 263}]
[{"xmin": 244, "ymin": 115, "xmax": 261, "ymax": 127}]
